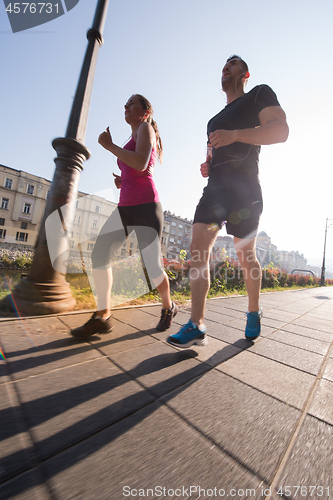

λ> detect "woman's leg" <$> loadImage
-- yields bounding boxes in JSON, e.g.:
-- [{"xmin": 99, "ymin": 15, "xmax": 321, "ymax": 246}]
[
  {"xmin": 90, "ymin": 208, "xmax": 127, "ymax": 318},
  {"xmin": 92, "ymin": 267, "xmax": 112, "ymax": 319},
  {"xmin": 153, "ymin": 271, "xmax": 172, "ymax": 310}
]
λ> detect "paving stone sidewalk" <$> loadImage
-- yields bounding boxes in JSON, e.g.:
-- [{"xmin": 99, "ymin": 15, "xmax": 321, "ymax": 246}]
[{"xmin": 0, "ymin": 287, "xmax": 333, "ymax": 500}]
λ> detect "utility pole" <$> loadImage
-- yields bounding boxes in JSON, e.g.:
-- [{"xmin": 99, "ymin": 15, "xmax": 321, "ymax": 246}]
[{"xmin": 320, "ymin": 218, "xmax": 333, "ymax": 286}]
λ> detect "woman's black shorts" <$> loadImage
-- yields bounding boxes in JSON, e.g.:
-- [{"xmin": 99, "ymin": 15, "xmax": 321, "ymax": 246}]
[{"xmin": 91, "ymin": 202, "xmax": 164, "ymax": 279}]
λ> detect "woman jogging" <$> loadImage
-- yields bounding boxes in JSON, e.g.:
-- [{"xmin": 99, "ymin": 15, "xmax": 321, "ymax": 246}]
[{"xmin": 71, "ymin": 94, "xmax": 177, "ymax": 338}]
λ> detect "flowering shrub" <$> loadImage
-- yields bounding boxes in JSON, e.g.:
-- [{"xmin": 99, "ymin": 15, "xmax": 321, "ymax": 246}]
[{"xmin": 161, "ymin": 257, "xmax": 333, "ymax": 296}]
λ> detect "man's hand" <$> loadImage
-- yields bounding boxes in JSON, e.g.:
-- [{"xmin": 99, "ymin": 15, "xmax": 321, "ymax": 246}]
[
  {"xmin": 113, "ymin": 173, "xmax": 121, "ymax": 189},
  {"xmin": 200, "ymin": 161, "xmax": 211, "ymax": 178},
  {"xmin": 209, "ymin": 129, "xmax": 237, "ymax": 149},
  {"xmin": 98, "ymin": 126, "xmax": 113, "ymax": 151}
]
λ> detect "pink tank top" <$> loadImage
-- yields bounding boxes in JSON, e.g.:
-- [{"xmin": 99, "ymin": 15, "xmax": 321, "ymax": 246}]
[{"xmin": 117, "ymin": 137, "xmax": 160, "ymax": 206}]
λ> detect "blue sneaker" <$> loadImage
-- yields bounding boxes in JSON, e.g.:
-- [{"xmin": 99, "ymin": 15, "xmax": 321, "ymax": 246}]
[
  {"xmin": 167, "ymin": 319, "xmax": 207, "ymax": 348},
  {"xmin": 245, "ymin": 309, "xmax": 262, "ymax": 340}
]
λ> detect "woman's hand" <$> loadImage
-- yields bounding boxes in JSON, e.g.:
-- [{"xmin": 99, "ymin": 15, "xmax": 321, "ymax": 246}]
[
  {"xmin": 98, "ymin": 127, "xmax": 113, "ymax": 151},
  {"xmin": 113, "ymin": 173, "xmax": 121, "ymax": 189}
]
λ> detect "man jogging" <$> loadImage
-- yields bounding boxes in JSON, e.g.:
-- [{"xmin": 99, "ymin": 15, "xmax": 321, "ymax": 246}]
[{"xmin": 168, "ymin": 55, "xmax": 289, "ymax": 348}]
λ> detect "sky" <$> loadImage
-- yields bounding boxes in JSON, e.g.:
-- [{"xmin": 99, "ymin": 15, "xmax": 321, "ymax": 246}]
[{"xmin": 1, "ymin": 0, "xmax": 333, "ymax": 268}]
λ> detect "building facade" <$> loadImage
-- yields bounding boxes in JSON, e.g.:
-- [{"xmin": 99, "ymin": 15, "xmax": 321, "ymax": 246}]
[
  {"xmin": 0, "ymin": 164, "xmax": 50, "ymax": 245},
  {"xmin": 162, "ymin": 211, "xmax": 193, "ymax": 260}
]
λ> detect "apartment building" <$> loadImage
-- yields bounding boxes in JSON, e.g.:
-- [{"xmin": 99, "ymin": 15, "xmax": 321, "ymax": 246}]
[
  {"xmin": 0, "ymin": 164, "xmax": 50, "ymax": 245},
  {"xmin": 163, "ymin": 211, "xmax": 192, "ymax": 260}
]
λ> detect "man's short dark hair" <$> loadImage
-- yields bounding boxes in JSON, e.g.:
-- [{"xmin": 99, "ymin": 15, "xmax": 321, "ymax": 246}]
[{"xmin": 226, "ymin": 55, "xmax": 249, "ymax": 75}]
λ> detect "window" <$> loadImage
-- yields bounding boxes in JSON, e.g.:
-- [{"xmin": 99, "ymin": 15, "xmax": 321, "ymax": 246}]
[
  {"xmin": 23, "ymin": 203, "xmax": 31, "ymax": 214},
  {"xmin": 87, "ymin": 243, "xmax": 94, "ymax": 251},
  {"xmin": 0, "ymin": 218, "xmax": 4, "ymax": 226},
  {"xmin": 0, "ymin": 229, "xmax": 6, "ymax": 239},
  {"xmin": 177, "ymin": 240, "xmax": 182, "ymax": 245},
  {"xmin": 5, "ymin": 178, "xmax": 13, "ymax": 189},
  {"xmin": 178, "ymin": 232, "xmax": 183, "ymax": 236},
  {"xmin": 92, "ymin": 220, "xmax": 98, "ymax": 229},
  {"xmin": 169, "ymin": 237, "xmax": 175, "ymax": 243},
  {"xmin": 95, "ymin": 206, "xmax": 100, "ymax": 213},
  {"xmin": 46, "ymin": 190, "xmax": 50, "ymax": 199},
  {"xmin": 90, "ymin": 234, "xmax": 97, "ymax": 241},
  {"xmin": 171, "ymin": 230, "xmax": 176, "ymax": 235},
  {"xmin": 77, "ymin": 216, "xmax": 81, "ymax": 226},
  {"xmin": 179, "ymin": 224, "xmax": 183, "ymax": 229},
  {"xmin": 21, "ymin": 222, "xmax": 28, "ymax": 229},
  {"xmin": 171, "ymin": 222, "xmax": 176, "ymax": 227},
  {"xmin": 69, "ymin": 240, "xmax": 75, "ymax": 249},
  {"xmin": 1, "ymin": 198, "xmax": 9, "ymax": 210},
  {"xmin": 27, "ymin": 184, "xmax": 34, "ymax": 195},
  {"xmin": 16, "ymin": 232, "xmax": 28, "ymax": 242}
]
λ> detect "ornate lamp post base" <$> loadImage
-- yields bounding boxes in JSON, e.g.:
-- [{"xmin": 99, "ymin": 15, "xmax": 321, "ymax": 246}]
[{"xmin": 6, "ymin": 279, "xmax": 76, "ymax": 315}]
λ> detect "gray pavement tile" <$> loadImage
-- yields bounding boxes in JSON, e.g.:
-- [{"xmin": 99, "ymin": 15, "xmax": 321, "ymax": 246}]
[
  {"xmin": 183, "ymin": 336, "xmax": 246, "ymax": 367},
  {"xmin": 0, "ymin": 468, "xmax": 51, "ymax": 500},
  {"xmin": 162, "ymin": 370, "xmax": 301, "ymax": 483},
  {"xmin": 217, "ymin": 318, "xmax": 276, "ymax": 339},
  {"xmin": 205, "ymin": 301, "xmax": 244, "ymax": 319},
  {"xmin": 323, "ymin": 357, "xmax": 333, "ymax": 381},
  {"xmin": 261, "ymin": 309, "xmax": 301, "ymax": 322},
  {"xmin": 277, "ymin": 304, "xmax": 321, "ymax": 314},
  {"xmin": 269, "ymin": 330, "xmax": 330, "ymax": 356},
  {"xmin": 281, "ymin": 323, "xmax": 333, "ymax": 343},
  {"xmin": 111, "ymin": 307, "xmax": 164, "ymax": 332},
  {"xmin": 0, "ymin": 383, "xmax": 35, "ymax": 483},
  {"xmin": 15, "ymin": 357, "xmax": 154, "ymax": 460},
  {"xmin": 292, "ymin": 317, "xmax": 333, "ymax": 335},
  {"xmin": 278, "ymin": 415, "xmax": 333, "ymax": 498},
  {"xmin": 43, "ymin": 402, "xmax": 263, "ymax": 500},
  {"xmin": 191, "ymin": 322, "xmax": 244, "ymax": 346},
  {"xmin": 302, "ymin": 313, "xmax": 333, "ymax": 329},
  {"xmin": 0, "ymin": 326, "xmax": 102, "ymax": 381},
  {"xmin": 248, "ymin": 338, "xmax": 324, "ymax": 376},
  {"xmin": 216, "ymin": 350, "xmax": 315, "ymax": 409},
  {"xmin": 223, "ymin": 300, "xmax": 249, "ymax": 313},
  {"xmin": 309, "ymin": 379, "xmax": 333, "ymax": 426},
  {"xmin": 204, "ymin": 308, "xmax": 239, "ymax": 324},
  {"xmin": 57, "ymin": 311, "xmax": 95, "ymax": 329},
  {"xmin": 0, "ymin": 358, "xmax": 9, "ymax": 384},
  {"xmin": 88, "ymin": 321, "xmax": 158, "ymax": 355},
  {"xmin": 306, "ymin": 309, "xmax": 333, "ymax": 322},
  {"xmin": 0, "ymin": 316, "xmax": 69, "ymax": 335},
  {"xmin": 109, "ymin": 341, "xmax": 209, "ymax": 398}
]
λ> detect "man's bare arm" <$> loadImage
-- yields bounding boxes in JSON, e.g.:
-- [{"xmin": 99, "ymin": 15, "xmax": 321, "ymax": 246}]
[{"xmin": 209, "ymin": 106, "xmax": 289, "ymax": 148}]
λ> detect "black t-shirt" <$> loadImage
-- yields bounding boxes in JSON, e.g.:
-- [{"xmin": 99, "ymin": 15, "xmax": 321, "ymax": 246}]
[{"xmin": 207, "ymin": 84, "xmax": 280, "ymax": 178}]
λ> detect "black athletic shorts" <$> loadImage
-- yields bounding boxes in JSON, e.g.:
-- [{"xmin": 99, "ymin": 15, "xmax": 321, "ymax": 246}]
[
  {"xmin": 193, "ymin": 174, "xmax": 263, "ymax": 239},
  {"xmin": 91, "ymin": 202, "xmax": 164, "ymax": 279}
]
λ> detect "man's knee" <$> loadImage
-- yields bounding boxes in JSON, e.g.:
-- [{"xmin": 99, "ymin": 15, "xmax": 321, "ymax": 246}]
[{"xmin": 190, "ymin": 241, "xmax": 211, "ymax": 264}]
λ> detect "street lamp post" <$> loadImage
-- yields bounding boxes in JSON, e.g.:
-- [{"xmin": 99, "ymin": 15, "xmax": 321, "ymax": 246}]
[
  {"xmin": 9, "ymin": 0, "xmax": 110, "ymax": 315},
  {"xmin": 320, "ymin": 218, "xmax": 333, "ymax": 286}
]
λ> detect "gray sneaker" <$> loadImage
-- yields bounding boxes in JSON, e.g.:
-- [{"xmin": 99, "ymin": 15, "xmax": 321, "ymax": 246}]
[{"xmin": 71, "ymin": 312, "xmax": 113, "ymax": 339}]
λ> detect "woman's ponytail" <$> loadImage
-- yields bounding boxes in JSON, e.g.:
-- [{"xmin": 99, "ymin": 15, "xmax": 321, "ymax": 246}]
[{"xmin": 136, "ymin": 94, "xmax": 163, "ymax": 162}]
